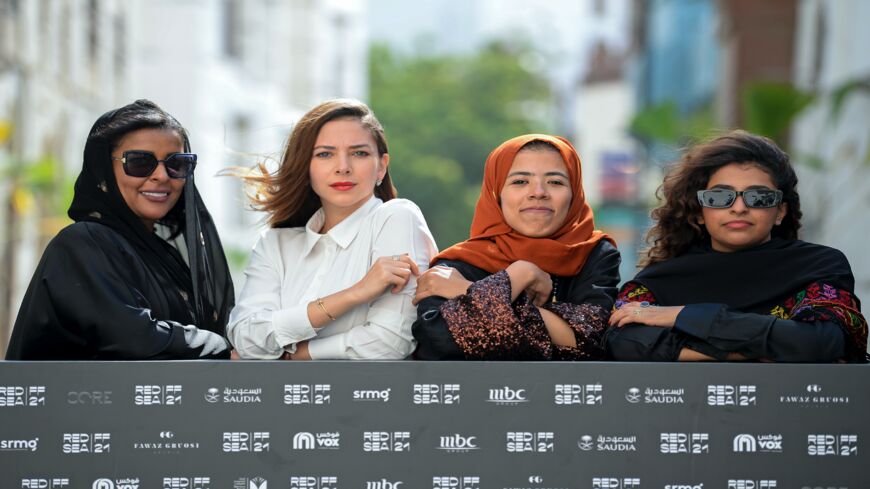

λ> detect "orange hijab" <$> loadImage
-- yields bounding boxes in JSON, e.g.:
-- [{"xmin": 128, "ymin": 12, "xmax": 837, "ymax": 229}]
[{"xmin": 433, "ymin": 134, "xmax": 612, "ymax": 276}]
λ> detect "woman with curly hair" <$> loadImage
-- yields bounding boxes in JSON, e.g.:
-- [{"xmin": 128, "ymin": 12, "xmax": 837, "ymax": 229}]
[{"xmin": 605, "ymin": 130, "xmax": 867, "ymax": 362}]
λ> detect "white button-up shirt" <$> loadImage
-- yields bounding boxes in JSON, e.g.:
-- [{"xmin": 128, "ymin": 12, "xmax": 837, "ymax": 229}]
[{"xmin": 228, "ymin": 197, "xmax": 438, "ymax": 359}]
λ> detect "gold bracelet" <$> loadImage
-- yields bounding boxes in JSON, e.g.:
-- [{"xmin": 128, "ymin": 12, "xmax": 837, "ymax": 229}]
[{"xmin": 316, "ymin": 298, "xmax": 336, "ymax": 321}]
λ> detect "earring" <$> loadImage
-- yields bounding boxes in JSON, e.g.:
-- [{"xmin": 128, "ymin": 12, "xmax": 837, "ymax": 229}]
[{"xmin": 376, "ymin": 179, "xmax": 383, "ymax": 186}]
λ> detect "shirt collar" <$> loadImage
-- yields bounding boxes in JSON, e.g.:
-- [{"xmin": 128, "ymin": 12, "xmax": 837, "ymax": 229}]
[{"xmin": 301, "ymin": 196, "xmax": 381, "ymax": 257}]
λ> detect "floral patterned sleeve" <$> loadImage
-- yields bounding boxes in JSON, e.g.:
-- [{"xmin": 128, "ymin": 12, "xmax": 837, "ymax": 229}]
[{"xmin": 614, "ymin": 281, "xmax": 658, "ymax": 309}]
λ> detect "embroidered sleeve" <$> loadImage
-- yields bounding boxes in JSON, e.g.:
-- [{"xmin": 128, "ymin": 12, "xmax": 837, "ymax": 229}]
[
  {"xmin": 773, "ymin": 281, "xmax": 868, "ymax": 362},
  {"xmin": 439, "ymin": 270, "xmax": 552, "ymax": 360},
  {"xmin": 614, "ymin": 281, "xmax": 658, "ymax": 310},
  {"xmin": 546, "ymin": 302, "xmax": 608, "ymax": 360}
]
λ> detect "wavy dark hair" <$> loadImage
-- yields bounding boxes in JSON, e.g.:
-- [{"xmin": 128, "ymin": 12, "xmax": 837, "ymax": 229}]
[
  {"xmin": 641, "ymin": 130, "xmax": 802, "ymax": 266},
  {"xmin": 240, "ymin": 99, "xmax": 396, "ymax": 228}
]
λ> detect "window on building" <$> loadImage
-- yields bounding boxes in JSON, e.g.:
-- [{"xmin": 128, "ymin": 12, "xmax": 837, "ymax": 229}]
[{"xmin": 222, "ymin": 0, "xmax": 242, "ymax": 59}]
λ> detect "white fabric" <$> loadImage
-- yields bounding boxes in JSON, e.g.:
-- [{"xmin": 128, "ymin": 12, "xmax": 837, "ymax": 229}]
[{"xmin": 227, "ymin": 197, "xmax": 438, "ymax": 360}]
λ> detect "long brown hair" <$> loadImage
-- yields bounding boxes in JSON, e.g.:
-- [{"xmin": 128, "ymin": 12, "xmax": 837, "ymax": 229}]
[
  {"xmin": 242, "ymin": 99, "xmax": 396, "ymax": 228},
  {"xmin": 641, "ymin": 130, "xmax": 802, "ymax": 266}
]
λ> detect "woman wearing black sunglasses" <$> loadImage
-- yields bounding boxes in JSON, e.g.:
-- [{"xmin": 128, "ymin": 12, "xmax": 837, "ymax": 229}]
[
  {"xmin": 604, "ymin": 130, "xmax": 867, "ymax": 363},
  {"xmin": 6, "ymin": 100, "xmax": 234, "ymax": 360}
]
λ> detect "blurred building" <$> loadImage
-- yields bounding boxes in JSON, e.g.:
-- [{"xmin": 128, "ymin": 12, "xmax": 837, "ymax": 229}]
[{"xmin": 0, "ymin": 0, "xmax": 368, "ymax": 351}]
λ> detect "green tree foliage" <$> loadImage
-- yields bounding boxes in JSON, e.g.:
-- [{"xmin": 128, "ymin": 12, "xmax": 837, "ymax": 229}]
[{"xmin": 369, "ymin": 42, "xmax": 553, "ymax": 249}]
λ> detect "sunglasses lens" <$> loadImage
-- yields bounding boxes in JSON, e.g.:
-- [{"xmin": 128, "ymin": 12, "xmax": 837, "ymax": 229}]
[
  {"xmin": 123, "ymin": 152, "xmax": 158, "ymax": 177},
  {"xmin": 743, "ymin": 189, "xmax": 779, "ymax": 208},
  {"xmin": 164, "ymin": 154, "xmax": 196, "ymax": 179},
  {"xmin": 699, "ymin": 189, "xmax": 735, "ymax": 208}
]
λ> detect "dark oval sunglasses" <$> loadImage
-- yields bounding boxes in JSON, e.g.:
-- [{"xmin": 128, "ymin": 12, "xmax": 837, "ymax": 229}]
[
  {"xmin": 697, "ymin": 188, "xmax": 783, "ymax": 209},
  {"xmin": 112, "ymin": 150, "xmax": 197, "ymax": 179}
]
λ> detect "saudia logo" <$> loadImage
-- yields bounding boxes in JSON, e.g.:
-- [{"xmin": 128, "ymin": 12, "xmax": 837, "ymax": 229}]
[
  {"xmin": 578, "ymin": 435, "xmax": 637, "ymax": 452},
  {"xmin": 205, "ymin": 387, "xmax": 262, "ymax": 404}
]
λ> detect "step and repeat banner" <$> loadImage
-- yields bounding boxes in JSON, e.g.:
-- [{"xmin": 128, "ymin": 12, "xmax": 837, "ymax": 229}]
[{"xmin": 0, "ymin": 361, "xmax": 866, "ymax": 489}]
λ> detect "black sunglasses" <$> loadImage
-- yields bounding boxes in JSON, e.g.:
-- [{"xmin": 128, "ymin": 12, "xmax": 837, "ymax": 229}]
[
  {"xmin": 697, "ymin": 188, "xmax": 783, "ymax": 209},
  {"xmin": 112, "ymin": 150, "xmax": 197, "ymax": 179}
]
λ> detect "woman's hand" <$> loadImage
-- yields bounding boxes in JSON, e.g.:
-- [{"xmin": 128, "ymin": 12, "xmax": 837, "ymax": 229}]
[
  {"xmin": 351, "ymin": 254, "xmax": 420, "ymax": 303},
  {"xmin": 413, "ymin": 265, "xmax": 472, "ymax": 305},
  {"xmin": 506, "ymin": 260, "xmax": 552, "ymax": 306},
  {"xmin": 609, "ymin": 302, "xmax": 684, "ymax": 328}
]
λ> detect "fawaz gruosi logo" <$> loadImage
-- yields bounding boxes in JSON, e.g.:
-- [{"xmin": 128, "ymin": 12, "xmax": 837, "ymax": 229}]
[{"xmin": 133, "ymin": 431, "xmax": 200, "ymax": 454}]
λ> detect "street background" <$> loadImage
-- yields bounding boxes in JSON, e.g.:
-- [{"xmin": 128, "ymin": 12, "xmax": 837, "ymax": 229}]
[{"xmin": 1, "ymin": 0, "xmax": 868, "ymax": 355}]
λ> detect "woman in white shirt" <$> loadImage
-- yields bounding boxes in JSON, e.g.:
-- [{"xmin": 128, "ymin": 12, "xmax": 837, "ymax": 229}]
[{"xmin": 228, "ymin": 99, "xmax": 438, "ymax": 359}]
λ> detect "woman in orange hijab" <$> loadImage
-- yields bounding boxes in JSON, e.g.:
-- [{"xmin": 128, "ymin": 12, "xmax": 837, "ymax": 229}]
[{"xmin": 412, "ymin": 134, "xmax": 620, "ymax": 359}]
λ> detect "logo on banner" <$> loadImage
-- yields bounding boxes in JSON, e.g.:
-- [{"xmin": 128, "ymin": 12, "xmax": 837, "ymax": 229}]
[
  {"xmin": 554, "ymin": 384, "xmax": 603, "ymax": 405},
  {"xmin": 727, "ymin": 480, "xmax": 776, "ymax": 489},
  {"xmin": 163, "ymin": 478, "xmax": 210, "ymax": 489},
  {"xmin": 233, "ymin": 477, "xmax": 267, "ymax": 489},
  {"xmin": 0, "ymin": 386, "xmax": 45, "ymax": 407},
  {"xmin": 292, "ymin": 432, "xmax": 340, "ymax": 450},
  {"xmin": 205, "ymin": 387, "xmax": 262, "ymax": 404},
  {"xmin": 67, "ymin": 391, "xmax": 112, "ymax": 405},
  {"xmin": 63, "ymin": 433, "xmax": 111, "ymax": 454},
  {"xmin": 660, "ymin": 433, "xmax": 709, "ymax": 454},
  {"xmin": 625, "ymin": 387, "xmax": 685, "ymax": 404},
  {"xmin": 807, "ymin": 434, "xmax": 858, "ymax": 456},
  {"xmin": 366, "ymin": 480, "xmax": 403, "ymax": 489},
  {"xmin": 363, "ymin": 431, "xmax": 410, "ymax": 452},
  {"xmin": 284, "ymin": 384, "xmax": 331, "ymax": 405},
  {"xmin": 432, "ymin": 476, "xmax": 480, "ymax": 489},
  {"xmin": 21, "ymin": 479, "xmax": 70, "ymax": 488},
  {"xmin": 488, "ymin": 387, "xmax": 528, "ymax": 405},
  {"xmin": 222, "ymin": 432, "xmax": 270, "ymax": 452},
  {"xmin": 779, "ymin": 384, "xmax": 850, "ymax": 406},
  {"xmin": 665, "ymin": 484, "xmax": 703, "ymax": 489},
  {"xmin": 506, "ymin": 432, "xmax": 554, "ymax": 453},
  {"xmin": 134, "ymin": 385, "xmax": 181, "ymax": 406},
  {"xmin": 133, "ymin": 431, "xmax": 200, "ymax": 453},
  {"xmin": 0, "ymin": 437, "xmax": 38, "ymax": 452},
  {"xmin": 353, "ymin": 388, "xmax": 391, "ymax": 402},
  {"xmin": 578, "ymin": 435, "xmax": 637, "ymax": 452},
  {"xmin": 413, "ymin": 384, "xmax": 460, "ymax": 405},
  {"xmin": 92, "ymin": 478, "xmax": 140, "ymax": 489},
  {"xmin": 591, "ymin": 477, "xmax": 640, "ymax": 489},
  {"xmin": 707, "ymin": 385, "xmax": 756, "ymax": 406},
  {"xmin": 289, "ymin": 476, "xmax": 338, "ymax": 489},
  {"xmin": 733, "ymin": 434, "xmax": 783, "ymax": 453},
  {"xmin": 496, "ymin": 475, "xmax": 570, "ymax": 489},
  {"xmin": 438, "ymin": 434, "xmax": 479, "ymax": 453}
]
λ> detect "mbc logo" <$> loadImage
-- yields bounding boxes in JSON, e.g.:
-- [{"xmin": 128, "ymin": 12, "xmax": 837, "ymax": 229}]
[{"xmin": 366, "ymin": 480, "xmax": 402, "ymax": 489}]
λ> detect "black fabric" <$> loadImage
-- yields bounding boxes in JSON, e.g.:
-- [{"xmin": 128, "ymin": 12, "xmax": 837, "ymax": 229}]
[
  {"xmin": 413, "ymin": 240, "xmax": 620, "ymax": 360},
  {"xmin": 632, "ymin": 238, "xmax": 856, "ymax": 313},
  {"xmin": 6, "ymin": 104, "xmax": 233, "ymax": 359}
]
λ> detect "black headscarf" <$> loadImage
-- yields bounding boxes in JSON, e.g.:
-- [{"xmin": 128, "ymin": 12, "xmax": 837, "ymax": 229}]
[
  {"xmin": 633, "ymin": 238, "xmax": 856, "ymax": 313},
  {"xmin": 67, "ymin": 100, "xmax": 234, "ymax": 333}
]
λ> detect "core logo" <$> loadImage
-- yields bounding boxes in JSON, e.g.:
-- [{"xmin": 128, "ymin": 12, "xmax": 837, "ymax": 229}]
[
  {"xmin": 134, "ymin": 385, "xmax": 181, "ymax": 406},
  {"xmin": 554, "ymin": 384, "xmax": 603, "ymax": 405},
  {"xmin": 732, "ymin": 434, "xmax": 783, "ymax": 453},
  {"xmin": 0, "ymin": 386, "xmax": 45, "ymax": 407},
  {"xmin": 591, "ymin": 477, "xmax": 640, "ymax": 489},
  {"xmin": 506, "ymin": 432, "xmax": 554, "ymax": 453},
  {"xmin": 363, "ymin": 431, "xmax": 410, "ymax": 452},
  {"xmin": 807, "ymin": 434, "xmax": 858, "ymax": 456},
  {"xmin": 353, "ymin": 388, "xmax": 391, "ymax": 402},
  {"xmin": 233, "ymin": 477, "xmax": 267, "ymax": 489},
  {"xmin": 63, "ymin": 433, "xmax": 111, "ymax": 454},
  {"xmin": 660, "ymin": 433, "xmax": 709, "ymax": 454},
  {"xmin": 432, "ymin": 476, "xmax": 480, "ymax": 489},
  {"xmin": 284, "ymin": 384, "xmax": 331, "ymax": 405},
  {"xmin": 92, "ymin": 478, "xmax": 140, "ymax": 489},
  {"xmin": 487, "ymin": 387, "xmax": 528, "ymax": 405},
  {"xmin": 222, "ymin": 432, "xmax": 270, "ymax": 452},
  {"xmin": 205, "ymin": 387, "xmax": 262, "ymax": 404},
  {"xmin": 67, "ymin": 391, "xmax": 112, "ymax": 405},
  {"xmin": 366, "ymin": 479, "xmax": 402, "ymax": 489},
  {"xmin": 0, "ymin": 437, "xmax": 39, "ymax": 452},
  {"xmin": 578, "ymin": 435, "xmax": 637, "ymax": 452},
  {"xmin": 292, "ymin": 432, "xmax": 340, "ymax": 450},
  {"xmin": 21, "ymin": 479, "xmax": 69, "ymax": 488},
  {"xmin": 438, "ymin": 434, "xmax": 479, "ymax": 453},
  {"xmin": 162, "ymin": 477, "xmax": 210, "ymax": 489},
  {"xmin": 288, "ymin": 476, "xmax": 337, "ymax": 489},
  {"xmin": 413, "ymin": 384, "xmax": 460, "ymax": 405},
  {"xmin": 727, "ymin": 480, "xmax": 776, "ymax": 489},
  {"xmin": 707, "ymin": 385, "xmax": 756, "ymax": 406}
]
